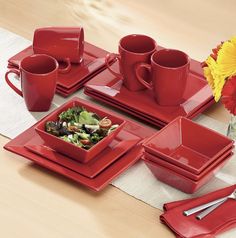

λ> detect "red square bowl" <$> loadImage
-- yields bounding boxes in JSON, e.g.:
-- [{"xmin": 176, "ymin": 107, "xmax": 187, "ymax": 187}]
[
  {"xmin": 143, "ymin": 117, "xmax": 233, "ymax": 174},
  {"xmin": 143, "ymin": 149, "xmax": 233, "ymax": 181},
  {"xmin": 35, "ymin": 97, "xmax": 126, "ymax": 163},
  {"xmin": 143, "ymin": 153, "xmax": 232, "ymax": 194}
]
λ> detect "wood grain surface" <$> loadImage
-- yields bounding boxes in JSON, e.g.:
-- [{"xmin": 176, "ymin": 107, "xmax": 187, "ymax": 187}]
[{"xmin": 0, "ymin": 0, "xmax": 235, "ymax": 237}]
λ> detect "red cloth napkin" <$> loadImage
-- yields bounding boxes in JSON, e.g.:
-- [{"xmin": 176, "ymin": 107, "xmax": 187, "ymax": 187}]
[{"xmin": 160, "ymin": 185, "xmax": 236, "ymax": 238}]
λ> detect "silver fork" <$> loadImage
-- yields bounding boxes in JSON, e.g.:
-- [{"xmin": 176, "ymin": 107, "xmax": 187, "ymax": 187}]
[{"xmin": 183, "ymin": 189, "xmax": 236, "ymax": 219}]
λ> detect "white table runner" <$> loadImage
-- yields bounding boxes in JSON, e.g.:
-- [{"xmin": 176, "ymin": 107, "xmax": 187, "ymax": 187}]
[{"xmin": 1, "ymin": 28, "xmax": 235, "ymax": 237}]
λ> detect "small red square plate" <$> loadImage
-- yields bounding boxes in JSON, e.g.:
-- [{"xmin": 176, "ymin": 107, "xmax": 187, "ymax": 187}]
[{"xmin": 25, "ymin": 129, "xmax": 141, "ymax": 178}]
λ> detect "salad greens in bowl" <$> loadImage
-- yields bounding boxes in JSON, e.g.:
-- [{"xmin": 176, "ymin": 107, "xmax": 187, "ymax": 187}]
[{"xmin": 35, "ymin": 98, "xmax": 126, "ymax": 163}]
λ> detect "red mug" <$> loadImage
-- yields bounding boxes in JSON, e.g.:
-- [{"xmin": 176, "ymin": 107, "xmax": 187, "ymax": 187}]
[
  {"xmin": 5, "ymin": 54, "xmax": 58, "ymax": 111},
  {"xmin": 33, "ymin": 27, "xmax": 84, "ymax": 73},
  {"xmin": 135, "ymin": 49, "xmax": 190, "ymax": 106},
  {"xmin": 105, "ymin": 34, "xmax": 157, "ymax": 91}
]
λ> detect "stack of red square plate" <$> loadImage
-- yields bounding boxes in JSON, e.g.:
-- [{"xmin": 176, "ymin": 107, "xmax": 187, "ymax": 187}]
[
  {"xmin": 142, "ymin": 117, "xmax": 234, "ymax": 193},
  {"xmin": 7, "ymin": 42, "xmax": 113, "ymax": 97},
  {"xmin": 4, "ymin": 97, "xmax": 156, "ymax": 191},
  {"xmin": 84, "ymin": 53, "xmax": 215, "ymax": 128}
]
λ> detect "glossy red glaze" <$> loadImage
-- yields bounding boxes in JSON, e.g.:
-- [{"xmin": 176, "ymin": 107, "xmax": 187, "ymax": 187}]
[
  {"xmin": 4, "ymin": 115, "xmax": 155, "ymax": 191},
  {"xmin": 84, "ymin": 59, "xmax": 214, "ymax": 126},
  {"xmin": 136, "ymin": 49, "xmax": 190, "ymax": 106},
  {"xmin": 105, "ymin": 34, "xmax": 157, "ymax": 91},
  {"xmin": 161, "ymin": 185, "xmax": 236, "ymax": 237},
  {"xmin": 8, "ymin": 42, "xmax": 111, "ymax": 97},
  {"xmin": 33, "ymin": 27, "xmax": 84, "ymax": 69},
  {"xmin": 35, "ymin": 97, "xmax": 126, "ymax": 163},
  {"xmin": 25, "ymin": 129, "xmax": 141, "ymax": 178},
  {"xmin": 84, "ymin": 88, "xmax": 214, "ymax": 128},
  {"xmin": 143, "ymin": 154, "xmax": 232, "ymax": 194},
  {"xmin": 144, "ymin": 149, "xmax": 233, "ymax": 181},
  {"xmin": 5, "ymin": 54, "xmax": 58, "ymax": 111},
  {"xmin": 143, "ymin": 117, "xmax": 234, "ymax": 174}
]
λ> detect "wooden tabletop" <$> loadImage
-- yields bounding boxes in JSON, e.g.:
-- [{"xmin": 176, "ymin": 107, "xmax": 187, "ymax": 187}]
[{"xmin": 0, "ymin": 0, "xmax": 234, "ymax": 237}]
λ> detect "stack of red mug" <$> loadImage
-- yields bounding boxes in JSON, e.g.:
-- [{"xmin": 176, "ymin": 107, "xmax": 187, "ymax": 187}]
[{"xmin": 5, "ymin": 27, "xmax": 84, "ymax": 111}]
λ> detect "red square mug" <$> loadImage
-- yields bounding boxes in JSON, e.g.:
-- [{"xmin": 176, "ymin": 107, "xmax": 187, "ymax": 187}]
[
  {"xmin": 33, "ymin": 27, "xmax": 84, "ymax": 73},
  {"xmin": 105, "ymin": 34, "xmax": 157, "ymax": 91},
  {"xmin": 5, "ymin": 54, "xmax": 58, "ymax": 111},
  {"xmin": 135, "ymin": 49, "xmax": 190, "ymax": 106}
]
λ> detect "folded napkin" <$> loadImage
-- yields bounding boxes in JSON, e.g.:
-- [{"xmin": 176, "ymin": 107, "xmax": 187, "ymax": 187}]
[{"xmin": 160, "ymin": 185, "xmax": 236, "ymax": 238}]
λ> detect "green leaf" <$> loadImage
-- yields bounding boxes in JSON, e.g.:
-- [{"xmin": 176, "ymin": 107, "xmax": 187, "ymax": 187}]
[{"xmin": 79, "ymin": 111, "xmax": 99, "ymax": 125}]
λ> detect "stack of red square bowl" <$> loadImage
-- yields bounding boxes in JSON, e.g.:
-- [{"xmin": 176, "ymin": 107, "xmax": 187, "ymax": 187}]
[{"xmin": 142, "ymin": 117, "xmax": 234, "ymax": 194}]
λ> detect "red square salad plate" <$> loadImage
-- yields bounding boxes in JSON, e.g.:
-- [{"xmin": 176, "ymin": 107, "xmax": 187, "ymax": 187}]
[{"xmin": 25, "ymin": 129, "xmax": 141, "ymax": 178}]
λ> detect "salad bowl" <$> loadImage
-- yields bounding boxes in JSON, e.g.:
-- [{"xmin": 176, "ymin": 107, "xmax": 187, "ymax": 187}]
[{"xmin": 35, "ymin": 97, "xmax": 126, "ymax": 163}]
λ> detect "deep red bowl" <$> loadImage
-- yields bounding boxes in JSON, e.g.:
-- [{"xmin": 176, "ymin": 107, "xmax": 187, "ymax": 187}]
[
  {"xmin": 143, "ymin": 149, "xmax": 233, "ymax": 181},
  {"xmin": 143, "ymin": 116, "xmax": 233, "ymax": 174},
  {"xmin": 35, "ymin": 97, "xmax": 126, "ymax": 163},
  {"xmin": 143, "ymin": 153, "xmax": 232, "ymax": 194}
]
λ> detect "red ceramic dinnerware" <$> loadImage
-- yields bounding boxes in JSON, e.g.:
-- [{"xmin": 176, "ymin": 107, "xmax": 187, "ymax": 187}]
[
  {"xmin": 143, "ymin": 149, "xmax": 233, "ymax": 181},
  {"xmin": 135, "ymin": 49, "xmax": 190, "ymax": 106},
  {"xmin": 84, "ymin": 87, "xmax": 215, "ymax": 128},
  {"xmin": 4, "ymin": 118, "xmax": 155, "ymax": 192},
  {"xmin": 143, "ymin": 117, "xmax": 234, "ymax": 174},
  {"xmin": 5, "ymin": 54, "xmax": 58, "ymax": 111},
  {"xmin": 35, "ymin": 97, "xmax": 126, "ymax": 163},
  {"xmin": 25, "ymin": 129, "xmax": 141, "ymax": 178},
  {"xmin": 7, "ymin": 41, "xmax": 112, "ymax": 97},
  {"xmin": 33, "ymin": 27, "xmax": 84, "ymax": 73},
  {"xmin": 84, "ymin": 59, "xmax": 214, "ymax": 125},
  {"xmin": 143, "ymin": 154, "xmax": 232, "ymax": 194},
  {"xmin": 160, "ymin": 185, "xmax": 236, "ymax": 237},
  {"xmin": 105, "ymin": 34, "xmax": 157, "ymax": 91}
]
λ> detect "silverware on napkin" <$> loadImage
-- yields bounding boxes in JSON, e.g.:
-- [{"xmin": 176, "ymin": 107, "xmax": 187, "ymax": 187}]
[{"xmin": 183, "ymin": 189, "xmax": 236, "ymax": 220}]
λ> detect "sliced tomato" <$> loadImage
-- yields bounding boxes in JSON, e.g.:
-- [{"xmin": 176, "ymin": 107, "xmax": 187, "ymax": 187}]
[
  {"xmin": 80, "ymin": 139, "xmax": 91, "ymax": 145},
  {"xmin": 99, "ymin": 118, "xmax": 112, "ymax": 129}
]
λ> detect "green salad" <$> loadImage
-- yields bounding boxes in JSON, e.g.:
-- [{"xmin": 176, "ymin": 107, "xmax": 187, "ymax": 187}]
[{"xmin": 45, "ymin": 106, "xmax": 119, "ymax": 150}]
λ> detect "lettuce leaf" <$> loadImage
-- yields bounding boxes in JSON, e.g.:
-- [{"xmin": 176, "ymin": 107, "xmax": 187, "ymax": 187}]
[{"xmin": 79, "ymin": 111, "xmax": 99, "ymax": 125}]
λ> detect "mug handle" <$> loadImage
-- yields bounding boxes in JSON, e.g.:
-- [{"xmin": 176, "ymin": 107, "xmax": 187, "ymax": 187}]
[
  {"xmin": 105, "ymin": 53, "xmax": 123, "ymax": 79},
  {"xmin": 58, "ymin": 58, "xmax": 71, "ymax": 74},
  {"xmin": 5, "ymin": 69, "xmax": 23, "ymax": 97},
  {"xmin": 135, "ymin": 63, "xmax": 153, "ymax": 90}
]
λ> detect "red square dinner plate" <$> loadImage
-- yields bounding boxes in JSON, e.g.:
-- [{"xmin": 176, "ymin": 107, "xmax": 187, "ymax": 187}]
[
  {"xmin": 84, "ymin": 88, "xmax": 215, "ymax": 128},
  {"xmin": 143, "ymin": 153, "xmax": 233, "ymax": 194},
  {"xmin": 25, "ymin": 129, "xmax": 141, "ymax": 178},
  {"xmin": 143, "ymin": 117, "xmax": 234, "ymax": 174},
  {"xmin": 143, "ymin": 148, "xmax": 233, "ymax": 181},
  {"xmin": 4, "ymin": 118, "xmax": 155, "ymax": 191},
  {"xmin": 7, "ymin": 42, "xmax": 113, "ymax": 96},
  {"xmin": 84, "ymin": 60, "xmax": 214, "ymax": 125},
  {"xmin": 35, "ymin": 97, "xmax": 126, "ymax": 163}
]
